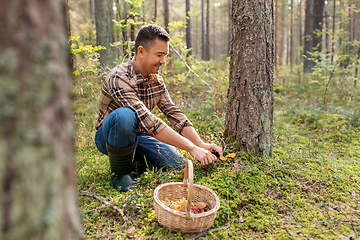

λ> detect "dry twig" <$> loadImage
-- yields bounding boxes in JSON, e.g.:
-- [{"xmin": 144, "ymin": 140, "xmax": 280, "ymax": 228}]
[{"xmin": 79, "ymin": 183, "xmax": 127, "ymax": 221}]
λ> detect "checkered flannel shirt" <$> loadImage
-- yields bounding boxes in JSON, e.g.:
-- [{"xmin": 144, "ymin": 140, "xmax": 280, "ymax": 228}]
[{"xmin": 95, "ymin": 58, "xmax": 192, "ymax": 136}]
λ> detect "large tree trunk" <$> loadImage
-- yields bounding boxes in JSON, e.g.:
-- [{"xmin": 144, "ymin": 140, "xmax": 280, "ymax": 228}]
[
  {"xmin": 95, "ymin": 0, "xmax": 115, "ymax": 68},
  {"xmin": 224, "ymin": 0, "xmax": 274, "ymax": 157},
  {"xmin": 303, "ymin": 0, "xmax": 314, "ymax": 73},
  {"xmin": 0, "ymin": 0, "xmax": 82, "ymax": 239},
  {"xmin": 186, "ymin": 0, "xmax": 192, "ymax": 56}
]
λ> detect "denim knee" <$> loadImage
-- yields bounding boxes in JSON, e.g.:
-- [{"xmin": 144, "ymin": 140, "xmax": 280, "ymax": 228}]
[
  {"xmin": 95, "ymin": 107, "xmax": 139, "ymax": 152},
  {"xmin": 109, "ymin": 107, "xmax": 138, "ymax": 136}
]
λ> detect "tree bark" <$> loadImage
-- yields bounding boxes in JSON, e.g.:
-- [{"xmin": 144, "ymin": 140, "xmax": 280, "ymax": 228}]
[
  {"xmin": 0, "ymin": 0, "xmax": 82, "ymax": 239},
  {"xmin": 186, "ymin": 0, "xmax": 192, "ymax": 56},
  {"xmin": 205, "ymin": 0, "xmax": 210, "ymax": 60},
  {"xmin": 312, "ymin": 0, "xmax": 325, "ymax": 52},
  {"xmin": 290, "ymin": 0, "xmax": 293, "ymax": 72},
  {"xmin": 154, "ymin": 0, "xmax": 157, "ymax": 21},
  {"xmin": 224, "ymin": 0, "xmax": 274, "ymax": 157},
  {"xmin": 95, "ymin": 0, "xmax": 115, "ymax": 68},
  {"xmin": 201, "ymin": 0, "xmax": 206, "ymax": 60},
  {"xmin": 163, "ymin": 0, "xmax": 169, "ymax": 33},
  {"xmin": 303, "ymin": 0, "xmax": 314, "ymax": 73}
]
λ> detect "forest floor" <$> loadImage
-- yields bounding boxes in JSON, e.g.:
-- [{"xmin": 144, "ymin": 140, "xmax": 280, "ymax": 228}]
[{"xmin": 74, "ymin": 63, "xmax": 360, "ymax": 239}]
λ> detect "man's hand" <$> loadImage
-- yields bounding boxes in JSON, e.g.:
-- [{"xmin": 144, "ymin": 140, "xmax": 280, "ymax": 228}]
[
  {"xmin": 188, "ymin": 145, "xmax": 217, "ymax": 166},
  {"xmin": 188, "ymin": 143, "xmax": 223, "ymax": 166},
  {"xmin": 198, "ymin": 142, "xmax": 223, "ymax": 159}
]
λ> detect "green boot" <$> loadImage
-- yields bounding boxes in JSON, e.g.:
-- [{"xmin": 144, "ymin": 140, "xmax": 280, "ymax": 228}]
[{"xmin": 106, "ymin": 138, "xmax": 138, "ymax": 192}]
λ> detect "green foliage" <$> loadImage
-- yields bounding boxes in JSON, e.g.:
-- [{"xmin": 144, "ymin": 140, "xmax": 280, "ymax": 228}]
[
  {"xmin": 72, "ymin": 2, "xmax": 360, "ymax": 239},
  {"xmin": 74, "ymin": 58, "xmax": 360, "ymax": 238}
]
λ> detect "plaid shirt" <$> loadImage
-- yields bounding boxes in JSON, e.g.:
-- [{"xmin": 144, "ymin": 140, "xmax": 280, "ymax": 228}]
[{"xmin": 95, "ymin": 58, "xmax": 192, "ymax": 136}]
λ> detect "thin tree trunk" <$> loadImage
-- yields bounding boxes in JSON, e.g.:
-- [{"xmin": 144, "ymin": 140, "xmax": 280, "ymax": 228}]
[
  {"xmin": 299, "ymin": 0, "xmax": 303, "ymax": 63},
  {"xmin": 90, "ymin": 0, "xmax": 95, "ymax": 24},
  {"xmin": 163, "ymin": 0, "xmax": 169, "ymax": 33},
  {"xmin": 225, "ymin": 0, "xmax": 274, "ymax": 157},
  {"xmin": 275, "ymin": 0, "xmax": 278, "ymax": 66},
  {"xmin": 303, "ymin": 0, "xmax": 314, "ymax": 73},
  {"xmin": 0, "ymin": 0, "xmax": 82, "ymax": 239},
  {"xmin": 186, "ymin": 0, "xmax": 192, "ymax": 56},
  {"xmin": 213, "ymin": 2, "xmax": 216, "ymax": 60},
  {"xmin": 95, "ymin": 0, "xmax": 115, "ymax": 68},
  {"xmin": 206, "ymin": 0, "xmax": 210, "ymax": 60},
  {"xmin": 201, "ymin": 0, "xmax": 206, "ymax": 60},
  {"xmin": 154, "ymin": 0, "xmax": 157, "ymax": 21},
  {"xmin": 325, "ymin": 9, "xmax": 330, "ymax": 55},
  {"xmin": 331, "ymin": 0, "xmax": 336, "ymax": 62},
  {"xmin": 349, "ymin": 0, "xmax": 353, "ymax": 53},
  {"xmin": 290, "ymin": 0, "xmax": 293, "ymax": 72}
]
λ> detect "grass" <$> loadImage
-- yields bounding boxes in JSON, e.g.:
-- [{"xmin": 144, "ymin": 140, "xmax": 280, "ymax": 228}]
[{"xmin": 73, "ymin": 62, "xmax": 360, "ymax": 239}]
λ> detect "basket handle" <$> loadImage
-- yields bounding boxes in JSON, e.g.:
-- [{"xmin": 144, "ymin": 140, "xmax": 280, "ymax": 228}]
[{"xmin": 183, "ymin": 160, "xmax": 194, "ymax": 219}]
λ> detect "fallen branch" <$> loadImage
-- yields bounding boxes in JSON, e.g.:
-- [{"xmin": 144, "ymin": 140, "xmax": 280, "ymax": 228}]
[
  {"xmin": 79, "ymin": 183, "xmax": 127, "ymax": 221},
  {"xmin": 193, "ymin": 225, "xmax": 230, "ymax": 239}
]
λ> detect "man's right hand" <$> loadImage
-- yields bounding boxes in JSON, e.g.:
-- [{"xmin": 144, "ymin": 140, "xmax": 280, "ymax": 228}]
[{"xmin": 188, "ymin": 145, "xmax": 217, "ymax": 166}]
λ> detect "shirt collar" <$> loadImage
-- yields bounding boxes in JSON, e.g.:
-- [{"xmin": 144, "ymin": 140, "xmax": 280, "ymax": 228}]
[{"xmin": 129, "ymin": 57, "xmax": 158, "ymax": 85}]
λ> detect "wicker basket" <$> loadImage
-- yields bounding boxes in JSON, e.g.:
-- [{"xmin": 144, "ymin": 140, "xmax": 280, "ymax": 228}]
[{"xmin": 153, "ymin": 160, "xmax": 220, "ymax": 233}]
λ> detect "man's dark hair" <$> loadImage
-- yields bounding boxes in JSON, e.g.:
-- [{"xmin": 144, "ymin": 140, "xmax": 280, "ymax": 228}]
[{"xmin": 134, "ymin": 24, "xmax": 170, "ymax": 54}]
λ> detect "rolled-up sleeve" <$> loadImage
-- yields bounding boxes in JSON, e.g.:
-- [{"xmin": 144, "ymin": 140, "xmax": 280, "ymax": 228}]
[{"xmin": 157, "ymin": 87, "xmax": 193, "ymax": 134}]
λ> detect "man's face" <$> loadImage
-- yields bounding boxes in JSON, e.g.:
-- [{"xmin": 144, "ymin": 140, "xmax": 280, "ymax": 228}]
[{"xmin": 137, "ymin": 38, "xmax": 169, "ymax": 77}]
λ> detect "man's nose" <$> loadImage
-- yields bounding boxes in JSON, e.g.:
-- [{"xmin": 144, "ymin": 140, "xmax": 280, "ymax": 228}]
[{"xmin": 160, "ymin": 56, "xmax": 166, "ymax": 65}]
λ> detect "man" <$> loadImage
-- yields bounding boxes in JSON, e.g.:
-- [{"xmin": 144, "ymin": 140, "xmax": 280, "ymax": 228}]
[{"xmin": 95, "ymin": 24, "xmax": 223, "ymax": 192}]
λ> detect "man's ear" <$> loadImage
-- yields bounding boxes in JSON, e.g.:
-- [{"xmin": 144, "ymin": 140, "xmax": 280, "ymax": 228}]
[{"xmin": 137, "ymin": 46, "xmax": 145, "ymax": 57}]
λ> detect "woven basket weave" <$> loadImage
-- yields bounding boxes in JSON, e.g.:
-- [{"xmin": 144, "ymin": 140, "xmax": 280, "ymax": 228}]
[{"xmin": 153, "ymin": 160, "xmax": 220, "ymax": 233}]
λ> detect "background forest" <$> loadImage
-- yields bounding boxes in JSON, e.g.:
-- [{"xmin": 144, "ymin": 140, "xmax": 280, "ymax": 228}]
[{"xmin": 69, "ymin": 0, "xmax": 360, "ymax": 239}]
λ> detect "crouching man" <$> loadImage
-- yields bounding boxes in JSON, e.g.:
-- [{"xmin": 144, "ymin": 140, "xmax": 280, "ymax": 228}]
[{"xmin": 94, "ymin": 24, "xmax": 223, "ymax": 192}]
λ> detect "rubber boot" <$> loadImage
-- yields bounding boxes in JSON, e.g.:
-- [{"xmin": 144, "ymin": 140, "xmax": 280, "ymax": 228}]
[{"xmin": 106, "ymin": 138, "xmax": 138, "ymax": 192}]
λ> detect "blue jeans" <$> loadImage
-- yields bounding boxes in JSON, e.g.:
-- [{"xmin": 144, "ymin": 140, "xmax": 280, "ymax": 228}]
[{"xmin": 95, "ymin": 107, "xmax": 185, "ymax": 171}]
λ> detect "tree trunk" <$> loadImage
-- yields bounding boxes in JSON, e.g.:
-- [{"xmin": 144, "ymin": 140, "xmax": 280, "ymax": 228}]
[
  {"xmin": 290, "ymin": 0, "xmax": 293, "ymax": 72},
  {"xmin": 90, "ymin": 0, "xmax": 95, "ymax": 24},
  {"xmin": 312, "ymin": 0, "xmax": 325, "ymax": 52},
  {"xmin": 185, "ymin": 0, "xmax": 192, "ymax": 56},
  {"xmin": 331, "ymin": 0, "xmax": 336, "ymax": 62},
  {"xmin": 205, "ymin": 0, "xmax": 210, "ymax": 60},
  {"xmin": 163, "ymin": 0, "xmax": 169, "ymax": 33},
  {"xmin": 154, "ymin": 0, "xmax": 157, "ymax": 21},
  {"xmin": 95, "ymin": 0, "xmax": 115, "ymax": 68},
  {"xmin": 201, "ymin": 0, "xmax": 206, "ymax": 60},
  {"xmin": 303, "ymin": 0, "xmax": 314, "ymax": 73},
  {"xmin": 299, "ymin": 0, "xmax": 303, "ymax": 64},
  {"xmin": 325, "ymin": 8, "xmax": 330, "ymax": 55},
  {"xmin": 224, "ymin": 0, "xmax": 274, "ymax": 157},
  {"xmin": 0, "ymin": 0, "xmax": 82, "ymax": 239},
  {"xmin": 275, "ymin": 0, "xmax": 278, "ymax": 66},
  {"xmin": 349, "ymin": 0, "xmax": 353, "ymax": 53}
]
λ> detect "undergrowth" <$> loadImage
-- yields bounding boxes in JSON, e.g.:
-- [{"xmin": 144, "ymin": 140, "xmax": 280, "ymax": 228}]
[{"xmin": 74, "ymin": 62, "xmax": 360, "ymax": 239}]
